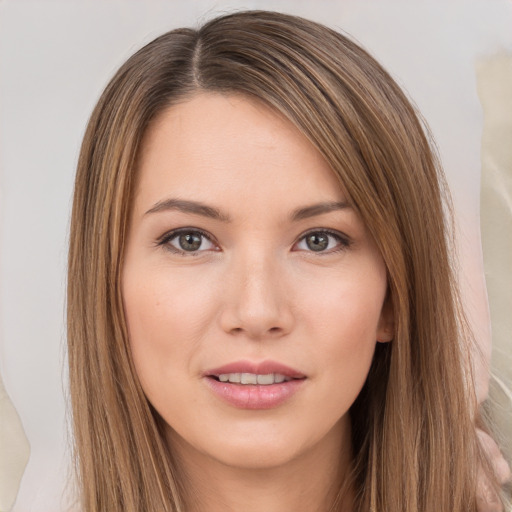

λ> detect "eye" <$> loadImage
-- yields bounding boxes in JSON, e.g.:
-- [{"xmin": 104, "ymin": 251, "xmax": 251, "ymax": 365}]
[
  {"xmin": 158, "ymin": 228, "xmax": 217, "ymax": 254},
  {"xmin": 294, "ymin": 230, "xmax": 350, "ymax": 253}
]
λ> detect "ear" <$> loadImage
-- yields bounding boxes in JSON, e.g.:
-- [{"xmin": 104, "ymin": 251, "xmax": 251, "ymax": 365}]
[{"xmin": 376, "ymin": 293, "xmax": 394, "ymax": 343}]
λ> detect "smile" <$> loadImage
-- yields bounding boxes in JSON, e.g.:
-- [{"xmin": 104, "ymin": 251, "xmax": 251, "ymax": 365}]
[{"xmin": 204, "ymin": 361, "xmax": 306, "ymax": 409}]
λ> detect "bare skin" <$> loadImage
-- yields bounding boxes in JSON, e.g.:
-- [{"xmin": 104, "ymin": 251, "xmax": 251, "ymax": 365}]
[{"xmin": 168, "ymin": 418, "xmax": 352, "ymax": 512}]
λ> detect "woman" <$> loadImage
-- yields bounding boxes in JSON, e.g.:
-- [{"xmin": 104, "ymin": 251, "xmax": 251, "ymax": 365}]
[{"xmin": 67, "ymin": 10, "xmax": 506, "ymax": 511}]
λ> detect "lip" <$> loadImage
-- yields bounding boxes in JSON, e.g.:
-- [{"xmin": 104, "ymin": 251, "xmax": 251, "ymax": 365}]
[{"xmin": 203, "ymin": 360, "xmax": 307, "ymax": 410}]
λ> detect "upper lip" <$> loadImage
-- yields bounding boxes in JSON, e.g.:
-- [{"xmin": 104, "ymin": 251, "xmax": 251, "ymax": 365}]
[{"xmin": 204, "ymin": 360, "xmax": 306, "ymax": 379}]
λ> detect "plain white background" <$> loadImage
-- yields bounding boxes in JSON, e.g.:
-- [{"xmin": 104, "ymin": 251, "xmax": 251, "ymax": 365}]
[{"xmin": 1, "ymin": 1, "xmax": 511, "ymax": 510}]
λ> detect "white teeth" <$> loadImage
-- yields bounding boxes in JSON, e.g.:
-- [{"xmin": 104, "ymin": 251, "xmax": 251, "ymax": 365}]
[
  {"xmin": 241, "ymin": 373, "xmax": 257, "ymax": 384},
  {"xmin": 216, "ymin": 373, "xmax": 291, "ymax": 385},
  {"xmin": 256, "ymin": 374, "xmax": 274, "ymax": 385}
]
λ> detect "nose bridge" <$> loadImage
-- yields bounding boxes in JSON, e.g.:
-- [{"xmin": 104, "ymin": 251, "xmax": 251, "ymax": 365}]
[{"xmin": 220, "ymin": 245, "xmax": 293, "ymax": 338}]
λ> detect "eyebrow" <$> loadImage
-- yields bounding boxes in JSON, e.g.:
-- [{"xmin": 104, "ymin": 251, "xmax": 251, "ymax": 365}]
[
  {"xmin": 145, "ymin": 198, "xmax": 232, "ymax": 222},
  {"xmin": 145, "ymin": 198, "xmax": 351, "ymax": 222},
  {"xmin": 290, "ymin": 201, "xmax": 351, "ymax": 221}
]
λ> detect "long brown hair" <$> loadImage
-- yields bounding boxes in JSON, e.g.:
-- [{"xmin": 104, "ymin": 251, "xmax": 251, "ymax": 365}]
[{"xmin": 68, "ymin": 10, "xmax": 498, "ymax": 511}]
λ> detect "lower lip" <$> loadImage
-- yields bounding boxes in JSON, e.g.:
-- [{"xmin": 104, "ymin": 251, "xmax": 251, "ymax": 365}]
[{"xmin": 205, "ymin": 377, "xmax": 305, "ymax": 409}]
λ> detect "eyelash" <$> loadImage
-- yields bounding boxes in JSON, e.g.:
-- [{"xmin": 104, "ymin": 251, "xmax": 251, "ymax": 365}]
[
  {"xmin": 156, "ymin": 227, "xmax": 351, "ymax": 256},
  {"xmin": 296, "ymin": 229, "xmax": 351, "ymax": 254},
  {"xmin": 156, "ymin": 228, "xmax": 217, "ymax": 257}
]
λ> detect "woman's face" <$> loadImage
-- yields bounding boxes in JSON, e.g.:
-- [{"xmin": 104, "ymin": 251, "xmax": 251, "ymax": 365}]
[{"xmin": 122, "ymin": 93, "xmax": 393, "ymax": 470}]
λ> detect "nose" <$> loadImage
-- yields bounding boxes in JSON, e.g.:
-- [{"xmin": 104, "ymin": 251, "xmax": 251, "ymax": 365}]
[{"xmin": 218, "ymin": 251, "xmax": 295, "ymax": 340}]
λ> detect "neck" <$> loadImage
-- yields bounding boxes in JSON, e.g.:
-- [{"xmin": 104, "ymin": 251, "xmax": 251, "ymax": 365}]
[{"xmin": 167, "ymin": 419, "xmax": 354, "ymax": 512}]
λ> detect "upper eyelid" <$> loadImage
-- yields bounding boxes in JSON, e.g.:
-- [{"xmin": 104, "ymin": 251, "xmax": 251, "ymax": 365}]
[
  {"xmin": 157, "ymin": 227, "xmax": 216, "ymax": 244},
  {"xmin": 297, "ymin": 228, "xmax": 351, "ymax": 244},
  {"xmin": 298, "ymin": 228, "xmax": 348, "ymax": 239}
]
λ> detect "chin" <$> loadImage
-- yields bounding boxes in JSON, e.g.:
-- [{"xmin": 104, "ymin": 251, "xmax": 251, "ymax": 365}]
[
  {"xmin": 165, "ymin": 414, "xmax": 345, "ymax": 473},
  {"xmin": 213, "ymin": 439, "xmax": 304, "ymax": 470}
]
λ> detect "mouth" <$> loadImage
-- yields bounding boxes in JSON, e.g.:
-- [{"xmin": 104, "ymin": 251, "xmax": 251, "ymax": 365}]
[{"xmin": 204, "ymin": 361, "xmax": 307, "ymax": 409}]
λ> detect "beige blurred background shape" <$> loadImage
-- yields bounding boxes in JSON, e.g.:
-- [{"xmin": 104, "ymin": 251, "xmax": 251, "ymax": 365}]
[
  {"xmin": 0, "ymin": 373, "xmax": 30, "ymax": 512},
  {"xmin": 478, "ymin": 53, "xmax": 512, "ymax": 463}
]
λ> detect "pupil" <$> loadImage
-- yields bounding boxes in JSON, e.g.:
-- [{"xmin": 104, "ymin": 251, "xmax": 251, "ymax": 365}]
[
  {"xmin": 306, "ymin": 233, "xmax": 328, "ymax": 251},
  {"xmin": 179, "ymin": 233, "xmax": 202, "ymax": 251}
]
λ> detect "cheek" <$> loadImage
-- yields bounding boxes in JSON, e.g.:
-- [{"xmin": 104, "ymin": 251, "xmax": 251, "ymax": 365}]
[
  {"xmin": 296, "ymin": 267, "xmax": 386, "ymax": 407},
  {"xmin": 122, "ymin": 265, "xmax": 219, "ymax": 387},
  {"xmin": 298, "ymin": 262, "xmax": 386, "ymax": 343}
]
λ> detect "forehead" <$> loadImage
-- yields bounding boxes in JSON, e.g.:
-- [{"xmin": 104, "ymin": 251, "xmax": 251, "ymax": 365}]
[{"xmin": 134, "ymin": 93, "xmax": 347, "ymax": 216}]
